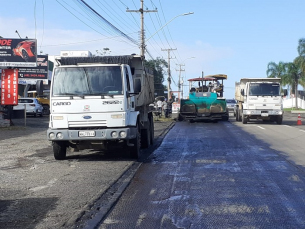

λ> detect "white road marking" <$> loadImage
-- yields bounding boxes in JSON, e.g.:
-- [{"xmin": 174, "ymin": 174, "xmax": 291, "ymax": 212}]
[
  {"xmin": 257, "ymin": 126, "xmax": 265, "ymax": 130},
  {"xmin": 283, "ymin": 125, "xmax": 292, "ymax": 128},
  {"xmin": 299, "ymin": 130, "xmax": 305, "ymax": 133}
]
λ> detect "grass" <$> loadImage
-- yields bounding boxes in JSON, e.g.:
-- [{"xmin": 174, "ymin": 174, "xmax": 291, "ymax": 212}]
[{"xmin": 284, "ymin": 108, "xmax": 305, "ymax": 111}]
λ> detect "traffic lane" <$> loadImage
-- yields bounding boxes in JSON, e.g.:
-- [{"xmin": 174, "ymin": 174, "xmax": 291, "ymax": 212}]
[
  {"xmin": 230, "ymin": 115, "xmax": 305, "ymax": 168},
  {"xmin": 99, "ymin": 120, "xmax": 305, "ymax": 228}
]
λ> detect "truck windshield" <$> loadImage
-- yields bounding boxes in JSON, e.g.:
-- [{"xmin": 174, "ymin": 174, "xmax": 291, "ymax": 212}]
[
  {"xmin": 52, "ymin": 66, "xmax": 123, "ymax": 96},
  {"xmin": 249, "ymin": 83, "xmax": 280, "ymax": 96}
]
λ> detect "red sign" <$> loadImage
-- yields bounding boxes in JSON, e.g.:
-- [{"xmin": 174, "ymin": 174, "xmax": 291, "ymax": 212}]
[{"xmin": 1, "ymin": 69, "xmax": 19, "ymax": 105}]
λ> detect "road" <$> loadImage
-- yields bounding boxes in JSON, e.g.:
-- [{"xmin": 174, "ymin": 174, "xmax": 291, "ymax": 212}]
[
  {"xmin": 0, "ymin": 113, "xmax": 305, "ymax": 228},
  {"xmin": 94, "ymin": 113, "xmax": 305, "ymax": 229}
]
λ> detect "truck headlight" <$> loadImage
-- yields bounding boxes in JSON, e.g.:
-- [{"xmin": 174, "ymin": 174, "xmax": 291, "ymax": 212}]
[
  {"xmin": 119, "ymin": 131, "xmax": 126, "ymax": 138},
  {"xmin": 49, "ymin": 132, "xmax": 55, "ymax": 139},
  {"xmin": 56, "ymin": 132, "xmax": 64, "ymax": 139},
  {"xmin": 111, "ymin": 131, "xmax": 118, "ymax": 138}
]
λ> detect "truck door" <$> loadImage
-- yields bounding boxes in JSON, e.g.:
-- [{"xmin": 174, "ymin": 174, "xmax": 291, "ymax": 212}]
[{"xmin": 125, "ymin": 67, "xmax": 135, "ymax": 111}]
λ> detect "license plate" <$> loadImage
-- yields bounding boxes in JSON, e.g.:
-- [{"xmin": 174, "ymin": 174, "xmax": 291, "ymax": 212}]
[
  {"xmin": 261, "ymin": 113, "xmax": 268, "ymax": 117},
  {"xmin": 79, "ymin": 131, "xmax": 95, "ymax": 137}
]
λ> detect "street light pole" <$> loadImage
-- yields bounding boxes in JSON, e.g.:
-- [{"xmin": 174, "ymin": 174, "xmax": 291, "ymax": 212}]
[
  {"xmin": 145, "ymin": 12, "xmax": 194, "ymax": 42},
  {"xmin": 127, "ymin": 0, "xmax": 157, "ymax": 57}
]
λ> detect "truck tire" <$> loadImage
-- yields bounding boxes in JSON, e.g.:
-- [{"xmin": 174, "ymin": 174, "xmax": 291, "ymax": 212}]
[
  {"xmin": 53, "ymin": 141, "xmax": 67, "ymax": 160},
  {"xmin": 150, "ymin": 117, "xmax": 154, "ymax": 145},
  {"xmin": 236, "ymin": 110, "xmax": 239, "ymax": 121},
  {"xmin": 141, "ymin": 127, "xmax": 150, "ymax": 149},
  {"xmin": 237, "ymin": 109, "xmax": 242, "ymax": 122},
  {"xmin": 42, "ymin": 105, "xmax": 50, "ymax": 115},
  {"xmin": 242, "ymin": 113, "xmax": 247, "ymax": 124},
  {"xmin": 130, "ymin": 124, "xmax": 141, "ymax": 159},
  {"xmin": 276, "ymin": 115, "xmax": 283, "ymax": 124}
]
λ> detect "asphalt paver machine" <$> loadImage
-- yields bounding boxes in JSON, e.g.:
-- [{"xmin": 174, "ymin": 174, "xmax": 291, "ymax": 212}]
[{"xmin": 178, "ymin": 74, "xmax": 228, "ymax": 122}]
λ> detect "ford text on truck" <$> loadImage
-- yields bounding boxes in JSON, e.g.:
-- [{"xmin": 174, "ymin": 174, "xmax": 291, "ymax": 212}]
[
  {"xmin": 47, "ymin": 55, "xmax": 155, "ymax": 160},
  {"xmin": 235, "ymin": 78, "xmax": 287, "ymax": 124}
]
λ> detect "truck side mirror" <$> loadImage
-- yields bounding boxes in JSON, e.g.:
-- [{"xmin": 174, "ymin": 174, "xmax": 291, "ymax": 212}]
[
  {"xmin": 241, "ymin": 89, "xmax": 244, "ymax": 96},
  {"xmin": 134, "ymin": 78, "xmax": 141, "ymax": 93},
  {"xmin": 131, "ymin": 67, "xmax": 135, "ymax": 75}
]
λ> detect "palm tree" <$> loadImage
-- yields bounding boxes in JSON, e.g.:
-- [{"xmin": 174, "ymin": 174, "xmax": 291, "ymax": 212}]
[
  {"xmin": 284, "ymin": 61, "xmax": 302, "ymax": 108},
  {"xmin": 266, "ymin": 61, "xmax": 289, "ymax": 92},
  {"xmin": 266, "ymin": 61, "xmax": 286, "ymax": 79},
  {"xmin": 296, "ymin": 38, "xmax": 305, "ymax": 88}
]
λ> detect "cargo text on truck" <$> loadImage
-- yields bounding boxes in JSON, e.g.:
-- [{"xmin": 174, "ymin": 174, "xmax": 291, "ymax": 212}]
[{"xmin": 47, "ymin": 54, "xmax": 155, "ymax": 160}]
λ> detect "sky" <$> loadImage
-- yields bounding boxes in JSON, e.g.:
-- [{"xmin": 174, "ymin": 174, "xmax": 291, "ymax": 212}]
[{"xmin": 1, "ymin": 0, "xmax": 305, "ymax": 99}]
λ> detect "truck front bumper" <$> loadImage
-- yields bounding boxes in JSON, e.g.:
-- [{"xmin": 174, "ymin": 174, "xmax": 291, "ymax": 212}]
[
  {"xmin": 243, "ymin": 110, "xmax": 283, "ymax": 116},
  {"xmin": 47, "ymin": 127, "xmax": 137, "ymax": 141}
]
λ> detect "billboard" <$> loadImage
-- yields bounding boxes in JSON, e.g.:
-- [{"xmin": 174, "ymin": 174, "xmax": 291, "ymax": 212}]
[
  {"xmin": 0, "ymin": 38, "xmax": 37, "ymax": 67},
  {"xmin": 1, "ymin": 69, "xmax": 19, "ymax": 105},
  {"xmin": 18, "ymin": 55, "xmax": 48, "ymax": 80}
]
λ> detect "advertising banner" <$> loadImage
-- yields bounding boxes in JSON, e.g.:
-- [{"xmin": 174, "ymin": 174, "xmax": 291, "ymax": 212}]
[
  {"xmin": 1, "ymin": 69, "xmax": 19, "ymax": 105},
  {"xmin": 171, "ymin": 102, "xmax": 180, "ymax": 113},
  {"xmin": 0, "ymin": 38, "xmax": 37, "ymax": 67},
  {"xmin": 18, "ymin": 55, "xmax": 48, "ymax": 80}
]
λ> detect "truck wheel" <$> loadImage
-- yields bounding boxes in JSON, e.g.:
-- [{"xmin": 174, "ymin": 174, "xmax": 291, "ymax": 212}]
[
  {"xmin": 242, "ymin": 113, "xmax": 247, "ymax": 124},
  {"xmin": 141, "ymin": 127, "xmax": 150, "ymax": 149},
  {"xmin": 53, "ymin": 141, "xmax": 67, "ymax": 160},
  {"xmin": 150, "ymin": 117, "xmax": 154, "ymax": 145},
  {"xmin": 130, "ymin": 125, "xmax": 141, "ymax": 159},
  {"xmin": 276, "ymin": 115, "xmax": 283, "ymax": 124},
  {"xmin": 43, "ymin": 105, "xmax": 50, "ymax": 115}
]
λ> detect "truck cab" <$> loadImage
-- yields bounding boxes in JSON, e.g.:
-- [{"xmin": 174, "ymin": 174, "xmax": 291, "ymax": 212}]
[
  {"xmin": 47, "ymin": 55, "xmax": 154, "ymax": 160},
  {"xmin": 235, "ymin": 78, "xmax": 287, "ymax": 124}
]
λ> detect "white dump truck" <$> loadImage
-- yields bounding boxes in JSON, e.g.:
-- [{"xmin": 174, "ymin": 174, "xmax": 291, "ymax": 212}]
[
  {"xmin": 47, "ymin": 55, "xmax": 155, "ymax": 160},
  {"xmin": 235, "ymin": 78, "xmax": 287, "ymax": 124}
]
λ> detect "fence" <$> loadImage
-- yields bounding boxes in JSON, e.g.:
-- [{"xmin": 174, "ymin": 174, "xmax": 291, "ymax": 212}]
[{"xmin": 283, "ymin": 97, "xmax": 305, "ymax": 109}]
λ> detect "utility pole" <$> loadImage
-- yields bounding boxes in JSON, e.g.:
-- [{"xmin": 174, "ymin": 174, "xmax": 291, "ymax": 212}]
[
  {"xmin": 176, "ymin": 64, "xmax": 185, "ymax": 101},
  {"xmin": 162, "ymin": 48, "xmax": 176, "ymax": 100},
  {"xmin": 127, "ymin": 0, "xmax": 157, "ymax": 57}
]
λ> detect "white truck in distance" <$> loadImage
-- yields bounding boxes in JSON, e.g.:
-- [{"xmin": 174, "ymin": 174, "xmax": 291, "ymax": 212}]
[
  {"xmin": 47, "ymin": 55, "xmax": 155, "ymax": 160},
  {"xmin": 235, "ymin": 78, "xmax": 287, "ymax": 124}
]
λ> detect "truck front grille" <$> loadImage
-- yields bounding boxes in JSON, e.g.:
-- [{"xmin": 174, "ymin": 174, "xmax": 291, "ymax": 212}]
[{"xmin": 68, "ymin": 120, "xmax": 107, "ymax": 128}]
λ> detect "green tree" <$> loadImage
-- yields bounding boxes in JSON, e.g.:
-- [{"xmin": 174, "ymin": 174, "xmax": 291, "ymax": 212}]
[
  {"xmin": 296, "ymin": 38, "xmax": 305, "ymax": 88},
  {"xmin": 266, "ymin": 61, "xmax": 290, "ymax": 92},
  {"xmin": 266, "ymin": 61, "xmax": 286, "ymax": 79},
  {"xmin": 145, "ymin": 58, "xmax": 168, "ymax": 97}
]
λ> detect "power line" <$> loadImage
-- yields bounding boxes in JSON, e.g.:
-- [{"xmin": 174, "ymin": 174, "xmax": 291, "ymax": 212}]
[
  {"xmin": 126, "ymin": 0, "xmax": 157, "ymax": 56},
  {"xmin": 77, "ymin": 0, "xmax": 139, "ymax": 46}
]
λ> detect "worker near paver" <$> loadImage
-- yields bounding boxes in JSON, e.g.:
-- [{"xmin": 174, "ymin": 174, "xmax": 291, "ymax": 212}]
[
  {"xmin": 162, "ymin": 99, "xmax": 169, "ymax": 118},
  {"xmin": 157, "ymin": 99, "xmax": 163, "ymax": 116}
]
